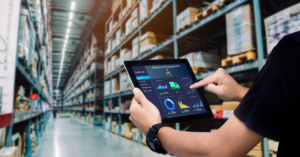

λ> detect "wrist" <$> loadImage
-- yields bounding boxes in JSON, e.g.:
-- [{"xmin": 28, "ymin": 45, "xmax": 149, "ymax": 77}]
[{"xmin": 238, "ymin": 87, "xmax": 249, "ymax": 102}]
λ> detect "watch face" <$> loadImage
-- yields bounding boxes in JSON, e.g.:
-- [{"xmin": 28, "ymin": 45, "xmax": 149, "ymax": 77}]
[{"xmin": 146, "ymin": 137, "xmax": 156, "ymax": 151}]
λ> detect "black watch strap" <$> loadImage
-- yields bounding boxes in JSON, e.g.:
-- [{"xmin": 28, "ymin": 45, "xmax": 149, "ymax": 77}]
[{"xmin": 146, "ymin": 123, "xmax": 168, "ymax": 154}]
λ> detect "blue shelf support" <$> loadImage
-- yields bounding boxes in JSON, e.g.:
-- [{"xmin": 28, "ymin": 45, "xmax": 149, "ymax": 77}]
[
  {"xmin": 118, "ymin": 96, "xmax": 122, "ymax": 136},
  {"xmin": 39, "ymin": 115, "xmax": 43, "ymax": 137},
  {"xmin": 35, "ymin": 116, "xmax": 39, "ymax": 146},
  {"xmin": 253, "ymin": 0, "xmax": 265, "ymax": 70}
]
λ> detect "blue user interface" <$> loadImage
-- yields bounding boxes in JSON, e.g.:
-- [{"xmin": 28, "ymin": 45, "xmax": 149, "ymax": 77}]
[{"xmin": 132, "ymin": 63, "xmax": 207, "ymax": 118}]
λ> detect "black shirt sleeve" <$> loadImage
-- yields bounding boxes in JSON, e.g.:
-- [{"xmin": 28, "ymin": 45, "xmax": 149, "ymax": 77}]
[{"xmin": 234, "ymin": 32, "xmax": 300, "ymax": 141}]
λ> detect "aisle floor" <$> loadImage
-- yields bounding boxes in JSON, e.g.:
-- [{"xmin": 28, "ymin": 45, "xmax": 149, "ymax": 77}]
[{"xmin": 32, "ymin": 116, "xmax": 170, "ymax": 157}]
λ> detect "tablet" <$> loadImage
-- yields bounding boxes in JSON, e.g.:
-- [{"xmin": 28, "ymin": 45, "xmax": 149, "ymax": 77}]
[{"xmin": 124, "ymin": 59, "xmax": 213, "ymax": 123}]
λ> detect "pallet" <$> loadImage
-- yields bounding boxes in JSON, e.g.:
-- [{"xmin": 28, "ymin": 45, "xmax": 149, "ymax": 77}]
[
  {"xmin": 177, "ymin": 23, "xmax": 193, "ymax": 32},
  {"xmin": 192, "ymin": 67, "xmax": 212, "ymax": 74},
  {"xmin": 221, "ymin": 51, "xmax": 257, "ymax": 67},
  {"xmin": 195, "ymin": 3, "xmax": 220, "ymax": 21},
  {"xmin": 142, "ymin": 140, "xmax": 147, "ymax": 146},
  {"xmin": 150, "ymin": 0, "xmax": 167, "ymax": 15}
]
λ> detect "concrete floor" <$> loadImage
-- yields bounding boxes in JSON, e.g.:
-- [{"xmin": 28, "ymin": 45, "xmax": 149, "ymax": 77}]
[{"xmin": 32, "ymin": 116, "xmax": 170, "ymax": 157}]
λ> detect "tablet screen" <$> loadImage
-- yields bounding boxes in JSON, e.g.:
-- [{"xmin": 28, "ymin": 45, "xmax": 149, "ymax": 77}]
[{"xmin": 131, "ymin": 63, "xmax": 207, "ymax": 119}]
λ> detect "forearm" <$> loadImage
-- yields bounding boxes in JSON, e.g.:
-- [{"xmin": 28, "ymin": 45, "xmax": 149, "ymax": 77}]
[
  {"xmin": 238, "ymin": 87, "xmax": 249, "ymax": 102},
  {"xmin": 157, "ymin": 127, "xmax": 214, "ymax": 157}
]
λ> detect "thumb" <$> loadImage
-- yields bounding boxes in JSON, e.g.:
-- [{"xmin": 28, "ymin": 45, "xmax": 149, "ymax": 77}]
[
  {"xmin": 204, "ymin": 84, "xmax": 222, "ymax": 96},
  {"xmin": 133, "ymin": 88, "xmax": 150, "ymax": 107}
]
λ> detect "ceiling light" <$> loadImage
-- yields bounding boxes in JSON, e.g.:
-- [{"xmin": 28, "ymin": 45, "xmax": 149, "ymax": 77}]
[
  {"xmin": 66, "ymin": 28, "xmax": 70, "ymax": 34},
  {"xmin": 68, "ymin": 21, "xmax": 72, "ymax": 27},
  {"xmin": 65, "ymin": 34, "xmax": 69, "ymax": 39},
  {"xmin": 64, "ymin": 40, "xmax": 68, "ymax": 44},
  {"xmin": 69, "ymin": 12, "xmax": 74, "ymax": 20},
  {"xmin": 71, "ymin": 1, "xmax": 76, "ymax": 10}
]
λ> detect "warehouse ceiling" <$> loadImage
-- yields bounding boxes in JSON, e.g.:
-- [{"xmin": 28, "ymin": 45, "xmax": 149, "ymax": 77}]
[{"xmin": 51, "ymin": 0, "xmax": 111, "ymax": 90}]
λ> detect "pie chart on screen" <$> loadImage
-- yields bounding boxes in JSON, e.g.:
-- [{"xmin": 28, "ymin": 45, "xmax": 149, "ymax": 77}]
[{"xmin": 164, "ymin": 98, "xmax": 175, "ymax": 110}]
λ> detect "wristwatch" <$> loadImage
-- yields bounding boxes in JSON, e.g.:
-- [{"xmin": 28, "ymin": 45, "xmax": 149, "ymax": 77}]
[{"xmin": 146, "ymin": 123, "xmax": 168, "ymax": 154}]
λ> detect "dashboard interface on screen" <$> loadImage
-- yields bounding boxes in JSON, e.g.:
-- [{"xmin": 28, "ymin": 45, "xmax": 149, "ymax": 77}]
[{"xmin": 131, "ymin": 63, "xmax": 207, "ymax": 119}]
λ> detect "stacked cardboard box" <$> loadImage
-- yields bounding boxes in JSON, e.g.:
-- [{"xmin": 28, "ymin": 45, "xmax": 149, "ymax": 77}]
[
  {"xmin": 132, "ymin": 36, "xmax": 140, "ymax": 59},
  {"xmin": 247, "ymin": 142, "xmax": 262, "ymax": 157},
  {"xmin": 150, "ymin": 55, "xmax": 173, "ymax": 60},
  {"xmin": 120, "ymin": 49, "xmax": 131, "ymax": 65},
  {"xmin": 119, "ymin": 72, "xmax": 133, "ymax": 92},
  {"xmin": 111, "ymin": 78, "xmax": 119, "ymax": 94},
  {"xmin": 0, "ymin": 147, "xmax": 18, "ymax": 157},
  {"xmin": 120, "ymin": 100, "xmax": 131, "ymax": 110},
  {"xmin": 139, "ymin": 0, "xmax": 153, "ymax": 22},
  {"xmin": 131, "ymin": 8, "xmax": 139, "ymax": 31},
  {"xmin": 14, "ymin": 86, "xmax": 28, "ymax": 112},
  {"xmin": 180, "ymin": 52, "xmax": 220, "ymax": 68},
  {"xmin": 264, "ymin": 3, "xmax": 300, "ymax": 54},
  {"xmin": 226, "ymin": 4, "xmax": 255, "ymax": 56},
  {"xmin": 177, "ymin": 7, "xmax": 201, "ymax": 32},
  {"xmin": 269, "ymin": 140, "xmax": 279, "ymax": 156},
  {"xmin": 18, "ymin": 9, "xmax": 35, "ymax": 63},
  {"xmin": 104, "ymin": 80, "xmax": 110, "ymax": 96},
  {"xmin": 150, "ymin": 0, "xmax": 165, "ymax": 13},
  {"xmin": 140, "ymin": 32, "xmax": 168, "ymax": 53},
  {"xmin": 121, "ymin": 122, "xmax": 135, "ymax": 138},
  {"xmin": 131, "ymin": 128, "xmax": 140, "ymax": 141}
]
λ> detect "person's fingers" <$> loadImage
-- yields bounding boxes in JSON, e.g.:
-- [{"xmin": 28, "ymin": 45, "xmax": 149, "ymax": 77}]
[
  {"xmin": 204, "ymin": 83, "xmax": 223, "ymax": 96},
  {"xmin": 129, "ymin": 98, "xmax": 141, "ymax": 114},
  {"xmin": 190, "ymin": 68, "xmax": 225, "ymax": 89},
  {"xmin": 190, "ymin": 74, "xmax": 219, "ymax": 89},
  {"xmin": 133, "ymin": 88, "xmax": 150, "ymax": 107}
]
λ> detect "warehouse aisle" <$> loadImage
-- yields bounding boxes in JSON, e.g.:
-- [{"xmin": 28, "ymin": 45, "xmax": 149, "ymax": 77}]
[{"xmin": 32, "ymin": 117, "xmax": 169, "ymax": 157}]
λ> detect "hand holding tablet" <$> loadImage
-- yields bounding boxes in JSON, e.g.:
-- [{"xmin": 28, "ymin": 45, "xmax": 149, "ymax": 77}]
[{"xmin": 124, "ymin": 59, "xmax": 214, "ymax": 123}]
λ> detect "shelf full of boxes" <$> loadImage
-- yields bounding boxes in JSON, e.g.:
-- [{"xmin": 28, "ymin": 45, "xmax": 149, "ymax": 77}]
[
  {"xmin": 0, "ymin": 0, "xmax": 53, "ymax": 156},
  {"xmin": 62, "ymin": 33, "xmax": 105, "ymax": 125},
  {"xmin": 103, "ymin": 0, "xmax": 300, "ymax": 156}
]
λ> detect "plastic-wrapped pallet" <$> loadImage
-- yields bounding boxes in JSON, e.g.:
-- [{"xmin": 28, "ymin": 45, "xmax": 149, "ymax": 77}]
[
  {"xmin": 119, "ymin": 72, "xmax": 133, "ymax": 92},
  {"xmin": 264, "ymin": 3, "xmax": 300, "ymax": 54},
  {"xmin": 125, "ymin": 50, "xmax": 132, "ymax": 61},
  {"xmin": 226, "ymin": 4, "xmax": 255, "ymax": 55},
  {"xmin": 150, "ymin": 0, "xmax": 165, "ymax": 13},
  {"xmin": 177, "ymin": 7, "xmax": 201, "ymax": 31},
  {"xmin": 131, "ymin": 8, "xmax": 139, "ymax": 30},
  {"xmin": 180, "ymin": 52, "xmax": 220, "ymax": 68},
  {"xmin": 111, "ymin": 78, "xmax": 119, "ymax": 94},
  {"xmin": 131, "ymin": 128, "xmax": 140, "ymax": 141},
  {"xmin": 111, "ymin": 55, "xmax": 119, "ymax": 71},
  {"xmin": 132, "ymin": 36, "xmax": 139, "ymax": 59},
  {"xmin": 140, "ymin": 32, "xmax": 168, "ymax": 53},
  {"xmin": 18, "ymin": 9, "xmax": 36, "ymax": 64},
  {"xmin": 14, "ymin": 86, "xmax": 27, "ymax": 112},
  {"xmin": 104, "ymin": 80, "xmax": 110, "ymax": 96},
  {"xmin": 150, "ymin": 55, "xmax": 173, "ymax": 60},
  {"xmin": 104, "ymin": 59, "xmax": 107, "ymax": 74},
  {"xmin": 127, "ymin": 0, "xmax": 136, "ymax": 9},
  {"xmin": 126, "ymin": 18, "xmax": 133, "ymax": 35},
  {"xmin": 116, "ymin": 29, "xmax": 122, "ymax": 46},
  {"xmin": 120, "ymin": 49, "xmax": 130, "ymax": 64},
  {"xmin": 139, "ymin": 0, "xmax": 152, "ymax": 22},
  {"xmin": 107, "ymin": 61, "xmax": 111, "ymax": 73},
  {"xmin": 121, "ymin": 122, "xmax": 135, "ymax": 134}
]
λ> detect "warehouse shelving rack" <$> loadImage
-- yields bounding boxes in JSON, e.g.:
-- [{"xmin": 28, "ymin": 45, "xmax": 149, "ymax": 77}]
[
  {"xmin": 0, "ymin": 0, "xmax": 53, "ymax": 157},
  {"xmin": 62, "ymin": 41, "xmax": 105, "ymax": 125},
  {"xmin": 103, "ymin": 0, "xmax": 272, "ymax": 156}
]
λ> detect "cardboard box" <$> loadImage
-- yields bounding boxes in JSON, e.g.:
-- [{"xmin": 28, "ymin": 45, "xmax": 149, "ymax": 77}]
[
  {"xmin": 180, "ymin": 52, "xmax": 220, "ymax": 68},
  {"xmin": 177, "ymin": 7, "xmax": 201, "ymax": 31},
  {"xmin": 126, "ymin": 18, "xmax": 133, "ymax": 35},
  {"xmin": 139, "ymin": 0, "xmax": 152, "ymax": 22},
  {"xmin": 111, "ymin": 78, "xmax": 119, "ymax": 94},
  {"xmin": 226, "ymin": 4, "xmax": 255, "ymax": 55},
  {"xmin": 119, "ymin": 72, "xmax": 133, "ymax": 92},
  {"xmin": 150, "ymin": 0, "xmax": 165, "ymax": 13},
  {"xmin": 125, "ymin": 50, "xmax": 132, "ymax": 61},
  {"xmin": 140, "ymin": 32, "xmax": 168, "ymax": 53},
  {"xmin": 127, "ymin": 0, "xmax": 136, "ymax": 9},
  {"xmin": 0, "ymin": 147, "xmax": 18, "ymax": 157},
  {"xmin": 264, "ymin": 3, "xmax": 300, "ymax": 54},
  {"xmin": 120, "ymin": 49, "xmax": 130, "ymax": 64},
  {"xmin": 132, "ymin": 36, "xmax": 139, "ymax": 59},
  {"xmin": 150, "ymin": 55, "xmax": 173, "ymax": 60},
  {"xmin": 104, "ymin": 80, "xmax": 111, "ymax": 96},
  {"xmin": 131, "ymin": 18, "xmax": 138, "ymax": 31}
]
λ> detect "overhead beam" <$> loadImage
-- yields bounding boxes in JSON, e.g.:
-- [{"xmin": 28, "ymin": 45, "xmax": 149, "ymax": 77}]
[
  {"xmin": 51, "ymin": 10, "xmax": 93, "ymax": 21},
  {"xmin": 52, "ymin": 37, "xmax": 82, "ymax": 44}
]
